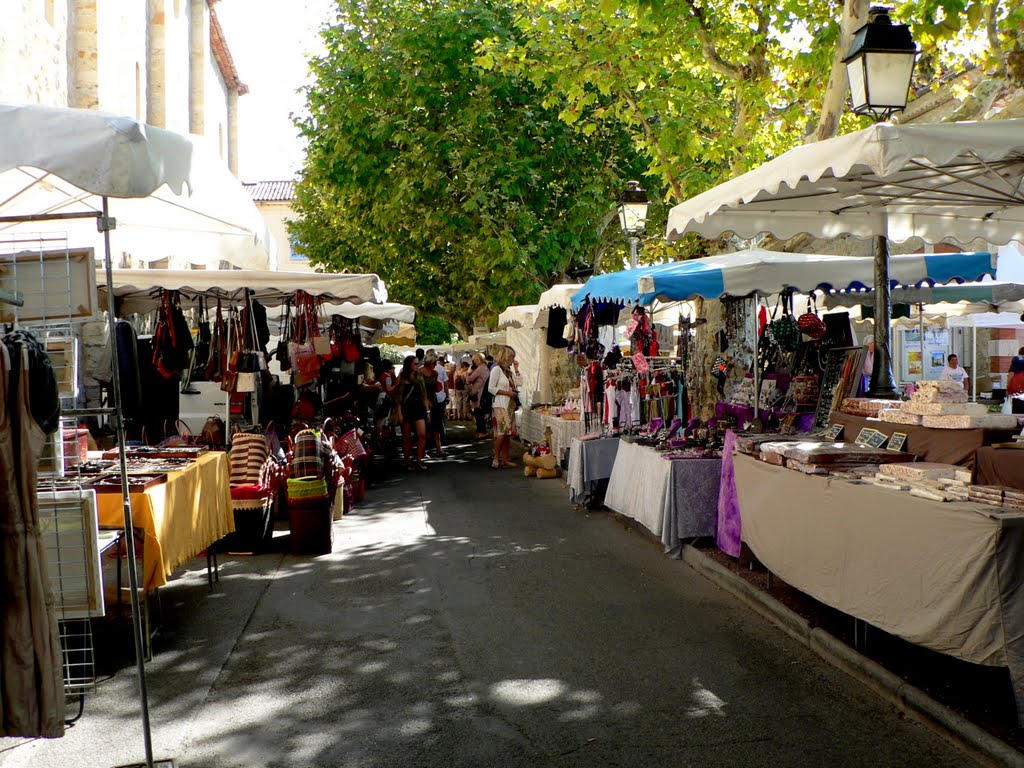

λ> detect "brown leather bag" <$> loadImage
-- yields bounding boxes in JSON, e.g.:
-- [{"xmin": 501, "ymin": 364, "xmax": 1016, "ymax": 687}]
[{"xmin": 200, "ymin": 416, "xmax": 226, "ymax": 448}]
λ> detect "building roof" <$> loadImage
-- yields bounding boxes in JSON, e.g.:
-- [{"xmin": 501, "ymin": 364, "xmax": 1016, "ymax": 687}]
[
  {"xmin": 244, "ymin": 180, "xmax": 296, "ymax": 202},
  {"xmin": 209, "ymin": 3, "xmax": 249, "ymax": 96}
]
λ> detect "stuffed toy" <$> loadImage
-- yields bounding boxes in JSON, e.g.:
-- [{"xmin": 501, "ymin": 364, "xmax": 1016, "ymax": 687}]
[{"xmin": 522, "ymin": 451, "xmax": 559, "ymax": 478}]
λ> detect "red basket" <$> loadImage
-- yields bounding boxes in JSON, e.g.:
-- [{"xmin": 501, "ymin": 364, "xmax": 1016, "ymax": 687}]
[{"xmin": 335, "ymin": 428, "xmax": 367, "ymax": 459}]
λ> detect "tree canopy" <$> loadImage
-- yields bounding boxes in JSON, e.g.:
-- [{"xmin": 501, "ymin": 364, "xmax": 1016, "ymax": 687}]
[
  {"xmin": 291, "ymin": 0, "xmax": 649, "ymax": 336},
  {"xmin": 293, "ymin": 0, "xmax": 1023, "ymax": 332}
]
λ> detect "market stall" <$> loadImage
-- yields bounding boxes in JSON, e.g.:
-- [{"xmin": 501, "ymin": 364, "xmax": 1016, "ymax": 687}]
[
  {"xmin": 566, "ymin": 435, "xmax": 620, "ymax": 505},
  {"xmin": 666, "ymin": 118, "xmax": 1024, "ymax": 727},
  {"xmin": 517, "ymin": 408, "xmax": 586, "ymax": 461},
  {"xmin": 733, "ymin": 452, "xmax": 1024, "ymax": 722},
  {"xmin": 604, "ymin": 440, "xmax": 720, "ymax": 554},
  {"xmin": 93, "ymin": 450, "xmax": 232, "ymax": 591},
  {"xmin": 498, "ymin": 304, "xmax": 542, "ymax": 409},
  {"xmin": 0, "ymin": 102, "xmax": 279, "ymax": 753},
  {"xmin": 98, "ymin": 268, "xmax": 388, "ymax": 313}
]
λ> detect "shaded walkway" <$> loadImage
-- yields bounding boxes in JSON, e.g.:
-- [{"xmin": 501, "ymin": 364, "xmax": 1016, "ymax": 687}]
[{"xmin": 0, "ymin": 426, "xmax": 980, "ymax": 767}]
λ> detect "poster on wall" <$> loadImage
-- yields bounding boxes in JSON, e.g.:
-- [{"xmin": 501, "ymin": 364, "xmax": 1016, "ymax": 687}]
[{"xmin": 901, "ymin": 328, "xmax": 949, "ymax": 381}]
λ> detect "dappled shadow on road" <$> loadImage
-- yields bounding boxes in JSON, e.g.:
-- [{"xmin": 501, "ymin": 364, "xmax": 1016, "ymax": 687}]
[{"xmin": 6, "ymin": 425, "xmax": 977, "ymax": 768}]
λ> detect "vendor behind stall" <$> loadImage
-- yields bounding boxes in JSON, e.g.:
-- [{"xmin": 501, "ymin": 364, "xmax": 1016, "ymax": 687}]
[{"xmin": 940, "ymin": 353, "xmax": 969, "ymax": 394}]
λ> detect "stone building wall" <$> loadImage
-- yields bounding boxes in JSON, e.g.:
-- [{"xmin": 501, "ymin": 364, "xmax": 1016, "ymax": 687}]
[{"xmin": 0, "ymin": 0, "xmax": 69, "ymax": 105}]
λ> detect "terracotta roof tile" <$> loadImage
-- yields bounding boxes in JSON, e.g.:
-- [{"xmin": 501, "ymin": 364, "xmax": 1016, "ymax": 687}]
[
  {"xmin": 243, "ymin": 181, "xmax": 296, "ymax": 201},
  {"xmin": 209, "ymin": 3, "xmax": 248, "ymax": 95}
]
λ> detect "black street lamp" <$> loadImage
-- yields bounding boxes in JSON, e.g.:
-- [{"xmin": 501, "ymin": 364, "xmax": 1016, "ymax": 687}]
[
  {"xmin": 617, "ymin": 180, "xmax": 649, "ymax": 269},
  {"xmin": 842, "ymin": 7, "xmax": 918, "ymax": 121},
  {"xmin": 843, "ymin": 7, "xmax": 918, "ymax": 398}
]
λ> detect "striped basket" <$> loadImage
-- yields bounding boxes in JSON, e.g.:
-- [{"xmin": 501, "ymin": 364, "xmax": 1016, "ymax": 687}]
[{"xmin": 287, "ymin": 476, "xmax": 329, "ymax": 502}]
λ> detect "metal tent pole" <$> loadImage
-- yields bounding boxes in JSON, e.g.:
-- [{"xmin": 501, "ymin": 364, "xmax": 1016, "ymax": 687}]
[
  {"xmin": 973, "ymin": 326, "xmax": 978, "ymax": 402},
  {"xmin": 752, "ymin": 296, "xmax": 760, "ymax": 420},
  {"xmin": 919, "ymin": 303, "xmax": 925, "ymax": 385},
  {"xmin": 100, "ymin": 196, "xmax": 156, "ymax": 768},
  {"xmin": 867, "ymin": 235, "xmax": 899, "ymax": 397}
]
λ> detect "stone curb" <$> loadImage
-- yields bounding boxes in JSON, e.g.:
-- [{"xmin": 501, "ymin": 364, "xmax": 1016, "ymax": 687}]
[{"xmin": 680, "ymin": 544, "xmax": 1024, "ymax": 768}]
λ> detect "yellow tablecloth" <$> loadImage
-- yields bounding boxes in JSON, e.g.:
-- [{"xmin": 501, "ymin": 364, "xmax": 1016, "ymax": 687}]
[{"xmin": 96, "ymin": 451, "xmax": 234, "ymax": 590}]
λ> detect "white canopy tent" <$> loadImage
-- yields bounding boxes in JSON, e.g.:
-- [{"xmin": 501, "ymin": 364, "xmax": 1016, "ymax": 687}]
[
  {"xmin": 0, "ymin": 103, "xmax": 274, "ymax": 270},
  {"xmin": 0, "ymin": 102, "xmax": 285, "ymax": 764},
  {"xmin": 665, "ymin": 119, "xmax": 1024, "ymax": 400},
  {"xmin": 666, "ymin": 120, "xmax": 1024, "ymax": 247},
  {"xmin": 498, "ymin": 304, "xmax": 537, "ymax": 329},
  {"xmin": 97, "ymin": 268, "xmax": 388, "ymax": 314}
]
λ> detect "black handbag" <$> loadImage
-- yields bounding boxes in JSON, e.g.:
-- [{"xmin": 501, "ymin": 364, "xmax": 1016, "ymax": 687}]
[
  {"xmin": 194, "ymin": 296, "xmax": 211, "ymax": 372},
  {"xmin": 276, "ymin": 299, "xmax": 292, "ymax": 371}
]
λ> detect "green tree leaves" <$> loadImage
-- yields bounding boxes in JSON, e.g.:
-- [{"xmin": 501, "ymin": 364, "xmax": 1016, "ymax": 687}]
[{"xmin": 291, "ymin": 0, "xmax": 647, "ymax": 333}]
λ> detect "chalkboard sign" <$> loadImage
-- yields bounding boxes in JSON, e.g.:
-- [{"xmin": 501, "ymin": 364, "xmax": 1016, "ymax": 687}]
[
  {"xmin": 887, "ymin": 432, "xmax": 908, "ymax": 452},
  {"xmin": 862, "ymin": 429, "xmax": 889, "ymax": 449},
  {"xmin": 813, "ymin": 346, "xmax": 867, "ymax": 428},
  {"xmin": 823, "ymin": 423, "xmax": 844, "ymax": 441}
]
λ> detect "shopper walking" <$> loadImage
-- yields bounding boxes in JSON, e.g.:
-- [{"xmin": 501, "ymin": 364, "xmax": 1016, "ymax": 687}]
[
  {"xmin": 422, "ymin": 350, "xmax": 448, "ymax": 458},
  {"xmin": 467, "ymin": 352, "xmax": 490, "ymax": 437},
  {"xmin": 395, "ymin": 355, "xmax": 429, "ymax": 471},
  {"xmin": 454, "ymin": 360, "xmax": 470, "ymax": 420},
  {"xmin": 488, "ymin": 345, "xmax": 519, "ymax": 469}
]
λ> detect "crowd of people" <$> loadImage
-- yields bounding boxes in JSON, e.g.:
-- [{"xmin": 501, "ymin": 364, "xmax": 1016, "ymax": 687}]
[{"xmin": 366, "ymin": 345, "xmax": 520, "ymax": 472}]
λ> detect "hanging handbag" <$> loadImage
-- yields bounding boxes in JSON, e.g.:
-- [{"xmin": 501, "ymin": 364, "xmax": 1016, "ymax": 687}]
[
  {"xmin": 205, "ymin": 299, "xmax": 225, "ymax": 382},
  {"xmin": 220, "ymin": 308, "xmax": 241, "ymax": 393},
  {"xmin": 766, "ymin": 293, "xmax": 800, "ymax": 352},
  {"xmin": 193, "ymin": 296, "xmax": 211, "ymax": 373},
  {"xmin": 797, "ymin": 296, "xmax": 827, "ymax": 340},
  {"xmin": 311, "ymin": 297, "xmax": 333, "ymax": 358},
  {"xmin": 276, "ymin": 299, "xmax": 292, "ymax": 371}
]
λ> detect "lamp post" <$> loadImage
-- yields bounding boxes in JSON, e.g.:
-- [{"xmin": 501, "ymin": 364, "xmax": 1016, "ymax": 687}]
[
  {"xmin": 842, "ymin": 7, "xmax": 917, "ymax": 397},
  {"xmin": 617, "ymin": 180, "xmax": 649, "ymax": 269}
]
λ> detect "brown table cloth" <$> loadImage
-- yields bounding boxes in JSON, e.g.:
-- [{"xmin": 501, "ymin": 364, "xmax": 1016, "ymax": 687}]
[
  {"xmin": 973, "ymin": 446, "xmax": 1024, "ymax": 490},
  {"xmin": 830, "ymin": 412, "xmax": 1016, "ymax": 468},
  {"xmin": 734, "ymin": 453, "xmax": 1024, "ymax": 726}
]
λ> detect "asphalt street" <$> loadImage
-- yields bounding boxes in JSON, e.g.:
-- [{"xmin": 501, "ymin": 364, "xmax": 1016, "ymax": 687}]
[{"xmin": 0, "ymin": 425, "xmax": 981, "ymax": 767}]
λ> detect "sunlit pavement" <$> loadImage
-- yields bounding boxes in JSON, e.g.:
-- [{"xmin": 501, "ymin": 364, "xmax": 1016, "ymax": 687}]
[{"xmin": 0, "ymin": 424, "xmax": 980, "ymax": 767}]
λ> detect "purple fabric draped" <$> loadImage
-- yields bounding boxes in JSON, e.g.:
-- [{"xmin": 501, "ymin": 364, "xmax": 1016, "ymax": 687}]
[{"xmin": 716, "ymin": 429, "xmax": 742, "ymax": 557}]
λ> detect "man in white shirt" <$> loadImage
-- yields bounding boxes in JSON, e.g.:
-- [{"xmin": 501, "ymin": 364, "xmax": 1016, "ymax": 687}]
[{"xmin": 939, "ymin": 353, "xmax": 970, "ymax": 392}]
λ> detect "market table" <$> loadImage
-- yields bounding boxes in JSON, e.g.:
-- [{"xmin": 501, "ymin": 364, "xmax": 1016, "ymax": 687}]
[
  {"xmin": 566, "ymin": 436, "xmax": 620, "ymax": 504},
  {"xmin": 974, "ymin": 446, "xmax": 1024, "ymax": 490},
  {"xmin": 714, "ymin": 402, "xmax": 816, "ymax": 432},
  {"xmin": 829, "ymin": 412, "xmax": 1016, "ymax": 468},
  {"xmin": 95, "ymin": 451, "xmax": 234, "ymax": 591},
  {"xmin": 733, "ymin": 453, "xmax": 1024, "ymax": 725},
  {"xmin": 517, "ymin": 408, "xmax": 589, "ymax": 462},
  {"xmin": 604, "ymin": 440, "xmax": 720, "ymax": 554}
]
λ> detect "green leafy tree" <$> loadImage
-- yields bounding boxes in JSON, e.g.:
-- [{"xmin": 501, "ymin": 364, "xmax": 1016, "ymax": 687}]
[
  {"xmin": 477, "ymin": 0, "xmax": 843, "ymax": 205},
  {"xmin": 414, "ymin": 316, "xmax": 458, "ymax": 346},
  {"xmin": 291, "ymin": 0, "xmax": 649, "ymax": 336}
]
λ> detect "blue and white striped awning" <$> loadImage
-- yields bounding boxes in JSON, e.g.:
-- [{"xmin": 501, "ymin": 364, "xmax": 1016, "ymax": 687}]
[{"xmin": 570, "ymin": 250, "xmax": 994, "ymax": 310}]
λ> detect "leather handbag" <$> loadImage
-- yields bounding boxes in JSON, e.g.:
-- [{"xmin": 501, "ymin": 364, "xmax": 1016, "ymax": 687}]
[
  {"xmin": 200, "ymin": 416, "xmax": 226, "ymax": 448},
  {"xmin": 194, "ymin": 296, "xmax": 212, "ymax": 372},
  {"xmin": 276, "ymin": 299, "xmax": 292, "ymax": 371}
]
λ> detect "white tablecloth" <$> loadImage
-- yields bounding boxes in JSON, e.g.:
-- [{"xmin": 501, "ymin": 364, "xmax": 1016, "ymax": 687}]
[
  {"xmin": 734, "ymin": 454, "xmax": 1024, "ymax": 726},
  {"xmin": 518, "ymin": 409, "xmax": 589, "ymax": 461},
  {"xmin": 567, "ymin": 437, "xmax": 621, "ymax": 502},
  {"xmin": 604, "ymin": 441, "xmax": 721, "ymax": 554}
]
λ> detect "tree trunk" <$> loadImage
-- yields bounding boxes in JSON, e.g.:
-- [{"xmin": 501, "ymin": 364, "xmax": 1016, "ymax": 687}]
[{"xmin": 809, "ymin": 0, "xmax": 868, "ymax": 143}]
